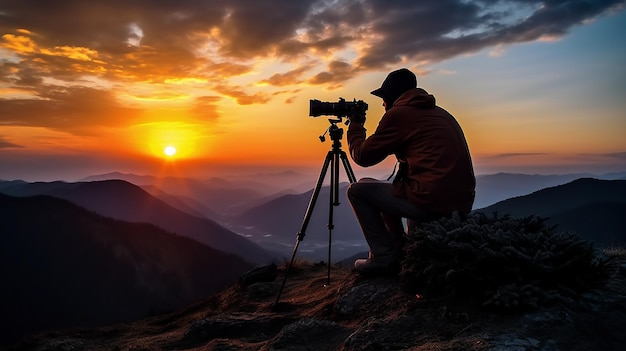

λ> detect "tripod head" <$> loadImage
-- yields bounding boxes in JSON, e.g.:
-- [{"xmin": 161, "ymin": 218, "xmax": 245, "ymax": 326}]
[{"xmin": 319, "ymin": 118, "xmax": 346, "ymax": 143}]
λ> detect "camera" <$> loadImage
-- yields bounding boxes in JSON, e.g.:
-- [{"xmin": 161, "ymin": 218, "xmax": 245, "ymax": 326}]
[{"xmin": 309, "ymin": 98, "xmax": 368, "ymax": 118}]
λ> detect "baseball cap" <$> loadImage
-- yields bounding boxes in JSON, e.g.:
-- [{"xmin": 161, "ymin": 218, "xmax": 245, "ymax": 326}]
[{"xmin": 370, "ymin": 68, "xmax": 417, "ymax": 102}]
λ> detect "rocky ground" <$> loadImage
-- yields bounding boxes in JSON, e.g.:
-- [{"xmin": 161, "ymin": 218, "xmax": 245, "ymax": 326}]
[{"xmin": 4, "ymin": 258, "xmax": 626, "ymax": 351}]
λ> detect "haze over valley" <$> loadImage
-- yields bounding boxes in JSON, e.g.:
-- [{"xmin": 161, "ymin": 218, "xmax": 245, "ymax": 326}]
[{"xmin": 3, "ymin": 169, "xmax": 625, "ymax": 263}]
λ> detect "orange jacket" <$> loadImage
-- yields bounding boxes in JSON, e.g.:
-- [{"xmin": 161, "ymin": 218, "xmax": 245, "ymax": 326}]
[{"xmin": 347, "ymin": 88, "xmax": 475, "ymax": 215}]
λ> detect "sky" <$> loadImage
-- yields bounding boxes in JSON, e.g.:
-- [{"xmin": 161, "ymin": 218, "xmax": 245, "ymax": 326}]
[{"xmin": 1, "ymin": 0, "xmax": 625, "ymax": 182}]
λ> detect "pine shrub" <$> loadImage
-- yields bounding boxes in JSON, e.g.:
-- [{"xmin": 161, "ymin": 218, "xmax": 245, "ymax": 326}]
[{"xmin": 399, "ymin": 212, "xmax": 614, "ymax": 312}]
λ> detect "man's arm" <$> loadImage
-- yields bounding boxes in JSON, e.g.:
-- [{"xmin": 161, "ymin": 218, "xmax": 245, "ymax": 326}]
[{"xmin": 347, "ymin": 111, "xmax": 403, "ymax": 167}]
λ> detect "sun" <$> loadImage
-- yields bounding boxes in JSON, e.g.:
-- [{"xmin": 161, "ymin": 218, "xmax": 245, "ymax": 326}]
[{"xmin": 164, "ymin": 145, "xmax": 177, "ymax": 157}]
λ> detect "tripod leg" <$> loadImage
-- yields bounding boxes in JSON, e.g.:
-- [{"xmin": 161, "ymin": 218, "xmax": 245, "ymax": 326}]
[
  {"xmin": 339, "ymin": 150, "xmax": 357, "ymax": 183},
  {"xmin": 332, "ymin": 151, "xmax": 340, "ymax": 206},
  {"xmin": 274, "ymin": 151, "xmax": 333, "ymax": 308},
  {"xmin": 324, "ymin": 151, "xmax": 353, "ymax": 286},
  {"xmin": 325, "ymin": 153, "xmax": 341, "ymax": 285},
  {"xmin": 298, "ymin": 151, "xmax": 333, "ymax": 241}
]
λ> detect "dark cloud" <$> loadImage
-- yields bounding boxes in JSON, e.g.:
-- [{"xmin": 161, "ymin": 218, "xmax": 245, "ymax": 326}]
[
  {"xmin": 307, "ymin": 60, "xmax": 356, "ymax": 89},
  {"xmin": 0, "ymin": 0, "xmax": 623, "ymax": 112},
  {"xmin": 2, "ymin": 0, "xmax": 622, "ymax": 78},
  {"xmin": 258, "ymin": 65, "xmax": 314, "ymax": 86},
  {"xmin": 216, "ymin": 0, "xmax": 317, "ymax": 57},
  {"xmin": 357, "ymin": 0, "xmax": 625, "ymax": 68}
]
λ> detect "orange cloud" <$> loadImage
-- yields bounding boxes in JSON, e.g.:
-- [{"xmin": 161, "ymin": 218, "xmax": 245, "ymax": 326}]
[
  {"xmin": 0, "ymin": 86, "xmax": 143, "ymax": 133},
  {"xmin": 257, "ymin": 64, "xmax": 314, "ymax": 86},
  {"xmin": 212, "ymin": 84, "xmax": 272, "ymax": 105},
  {"xmin": 2, "ymin": 32, "xmax": 101, "ymax": 63},
  {"xmin": 1, "ymin": 33, "xmax": 38, "ymax": 54},
  {"xmin": 189, "ymin": 96, "xmax": 222, "ymax": 121},
  {"xmin": 0, "ymin": 136, "xmax": 22, "ymax": 148}
]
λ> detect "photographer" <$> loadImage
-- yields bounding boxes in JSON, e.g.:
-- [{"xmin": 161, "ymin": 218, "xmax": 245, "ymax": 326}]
[{"xmin": 346, "ymin": 68, "xmax": 475, "ymax": 276}]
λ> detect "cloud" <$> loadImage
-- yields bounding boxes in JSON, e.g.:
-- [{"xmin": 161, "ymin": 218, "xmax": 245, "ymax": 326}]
[
  {"xmin": 356, "ymin": 0, "xmax": 625, "ymax": 68},
  {"xmin": 3, "ymin": 1, "xmax": 622, "ymax": 79},
  {"xmin": 1, "ymin": 0, "xmax": 623, "ymax": 124},
  {"xmin": 212, "ymin": 83, "xmax": 272, "ymax": 105},
  {"xmin": 605, "ymin": 151, "xmax": 626, "ymax": 161},
  {"xmin": 258, "ymin": 64, "xmax": 315, "ymax": 87},
  {"xmin": 438, "ymin": 69, "xmax": 457, "ymax": 75},
  {"xmin": 0, "ymin": 86, "xmax": 143, "ymax": 133},
  {"xmin": 0, "ymin": 136, "xmax": 22, "ymax": 148},
  {"xmin": 487, "ymin": 152, "xmax": 550, "ymax": 159},
  {"xmin": 307, "ymin": 60, "xmax": 357, "ymax": 89},
  {"xmin": 189, "ymin": 95, "xmax": 222, "ymax": 121}
]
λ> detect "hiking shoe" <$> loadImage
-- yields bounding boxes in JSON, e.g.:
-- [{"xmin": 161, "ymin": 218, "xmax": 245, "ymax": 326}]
[
  {"xmin": 354, "ymin": 258, "xmax": 370, "ymax": 271},
  {"xmin": 354, "ymin": 257, "xmax": 399, "ymax": 277}
]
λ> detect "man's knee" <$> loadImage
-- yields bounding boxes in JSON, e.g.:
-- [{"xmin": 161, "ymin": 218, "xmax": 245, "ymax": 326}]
[
  {"xmin": 346, "ymin": 181, "xmax": 357, "ymax": 200},
  {"xmin": 348, "ymin": 178, "xmax": 378, "ymax": 199}
]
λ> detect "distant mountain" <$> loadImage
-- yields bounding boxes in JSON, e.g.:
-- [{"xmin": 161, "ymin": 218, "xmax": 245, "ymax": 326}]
[
  {"xmin": 473, "ymin": 171, "xmax": 626, "ymax": 209},
  {"xmin": 77, "ymin": 173, "xmax": 366, "ymax": 262},
  {"xmin": 476, "ymin": 178, "xmax": 626, "ymax": 247},
  {"xmin": 140, "ymin": 184, "xmax": 219, "ymax": 219},
  {"xmin": 77, "ymin": 171, "xmax": 626, "ymax": 217},
  {"xmin": 79, "ymin": 173, "xmax": 271, "ymax": 216},
  {"xmin": 238, "ymin": 175, "xmax": 626, "ymax": 260},
  {"xmin": 0, "ymin": 180, "xmax": 277, "ymax": 264},
  {"xmin": 474, "ymin": 172, "xmax": 592, "ymax": 209},
  {"xmin": 0, "ymin": 193, "xmax": 255, "ymax": 346},
  {"xmin": 232, "ymin": 183, "xmax": 368, "ymax": 261},
  {"xmin": 79, "ymin": 172, "xmax": 156, "ymax": 186},
  {"xmin": 80, "ymin": 171, "xmax": 314, "ymax": 216}
]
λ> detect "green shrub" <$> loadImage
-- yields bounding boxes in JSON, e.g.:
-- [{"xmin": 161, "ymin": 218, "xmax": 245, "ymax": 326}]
[{"xmin": 399, "ymin": 212, "xmax": 614, "ymax": 312}]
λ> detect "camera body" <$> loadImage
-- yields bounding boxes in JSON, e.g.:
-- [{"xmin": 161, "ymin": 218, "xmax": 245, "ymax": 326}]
[{"xmin": 309, "ymin": 98, "xmax": 368, "ymax": 118}]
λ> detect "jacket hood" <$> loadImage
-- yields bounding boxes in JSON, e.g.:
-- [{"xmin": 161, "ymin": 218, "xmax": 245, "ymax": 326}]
[{"xmin": 393, "ymin": 88, "xmax": 436, "ymax": 109}]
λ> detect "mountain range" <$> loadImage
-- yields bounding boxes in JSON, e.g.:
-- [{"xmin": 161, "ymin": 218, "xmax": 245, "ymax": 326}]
[
  {"xmin": 229, "ymin": 174, "xmax": 626, "ymax": 259},
  {"xmin": 80, "ymin": 171, "xmax": 314, "ymax": 218},
  {"xmin": 79, "ymin": 170, "xmax": 626, "ymax": 217},
  {"xmin": 476, "ymin": 178, "xmax": 626, "ymax": 247},
  {"xmin": 473, "ymin": 171, "xmax": 626, "ymax": 209},
  {"xmin": 5, "ymin": 171, "xmax": 625, "ymax": 262},
  {"xmin": 1, "ymin": 171, "xmax": 625, "ymax": 347},
  {"xmin": 0, "ymin": 179, "xmax": 278, "ymax": 264},
  {"xmin": 0, "ymin": 193, "xmax": 255, "ymax": 347},
  {"xmin": 229, "ymin": 182, "xmax": 367, "ymax": 261}
]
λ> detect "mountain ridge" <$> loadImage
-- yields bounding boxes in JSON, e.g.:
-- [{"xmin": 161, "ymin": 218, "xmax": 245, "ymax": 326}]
[
  {"xmin": 476, "ymin": 178, "xmax": 626, "ymax": 247},
  {"xmin": 0, "ymin": 193, "xmax": 255, "ymax": 347},
  {"xmin": 0, "ymin": 179, "xmax": 278, "ymax": 264}
]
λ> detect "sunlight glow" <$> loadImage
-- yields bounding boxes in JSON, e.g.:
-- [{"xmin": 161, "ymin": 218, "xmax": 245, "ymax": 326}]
[
  {"xmin": 128, "ymin": 121, "xmax": 213, "ymax": 160},
  {"xmin": 164, "ymin": 145, "xmax": 176, "ymax": 156}
]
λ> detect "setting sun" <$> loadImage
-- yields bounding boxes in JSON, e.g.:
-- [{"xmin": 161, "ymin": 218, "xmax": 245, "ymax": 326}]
[{"xmin": 164, "ymin": 146, "xmax": 176, "ymax": 157}]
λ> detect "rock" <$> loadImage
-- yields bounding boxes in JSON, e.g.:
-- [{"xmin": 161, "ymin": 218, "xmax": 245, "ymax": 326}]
[
  {"xmin": 266, "ymin": 318, "xmax": 350, "ymax": 351},
  {"xmin": 7, "ymin": 260, "xmax": 626, "ymax": 351},
  {"xmin": 335, "ymin": 277, "xmax": 399, "ymax": 316},
  {"xmin": 181, "ymin": 313, "xmax": 297, "ymax": 348},
  {"xmin": 239, "ymin": 263, "xmax": 278, "ymax": 287}
]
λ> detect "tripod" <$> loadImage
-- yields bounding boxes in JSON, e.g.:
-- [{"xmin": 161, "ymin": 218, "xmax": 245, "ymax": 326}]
[{"xmin": 274, "ymin": 118, "xmax": 357, "ymax": 307}]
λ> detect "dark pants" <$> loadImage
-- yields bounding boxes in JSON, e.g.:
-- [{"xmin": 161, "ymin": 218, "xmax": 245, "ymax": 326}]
[{"xmin": 346, "ymin": 178, "xmax": 429, "ymax": 262}]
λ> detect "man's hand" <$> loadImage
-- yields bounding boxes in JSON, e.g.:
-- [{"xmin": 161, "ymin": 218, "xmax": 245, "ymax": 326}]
[{"xmin": 348, "ymin": 107, "xmax": 366, "ymax": 124}]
